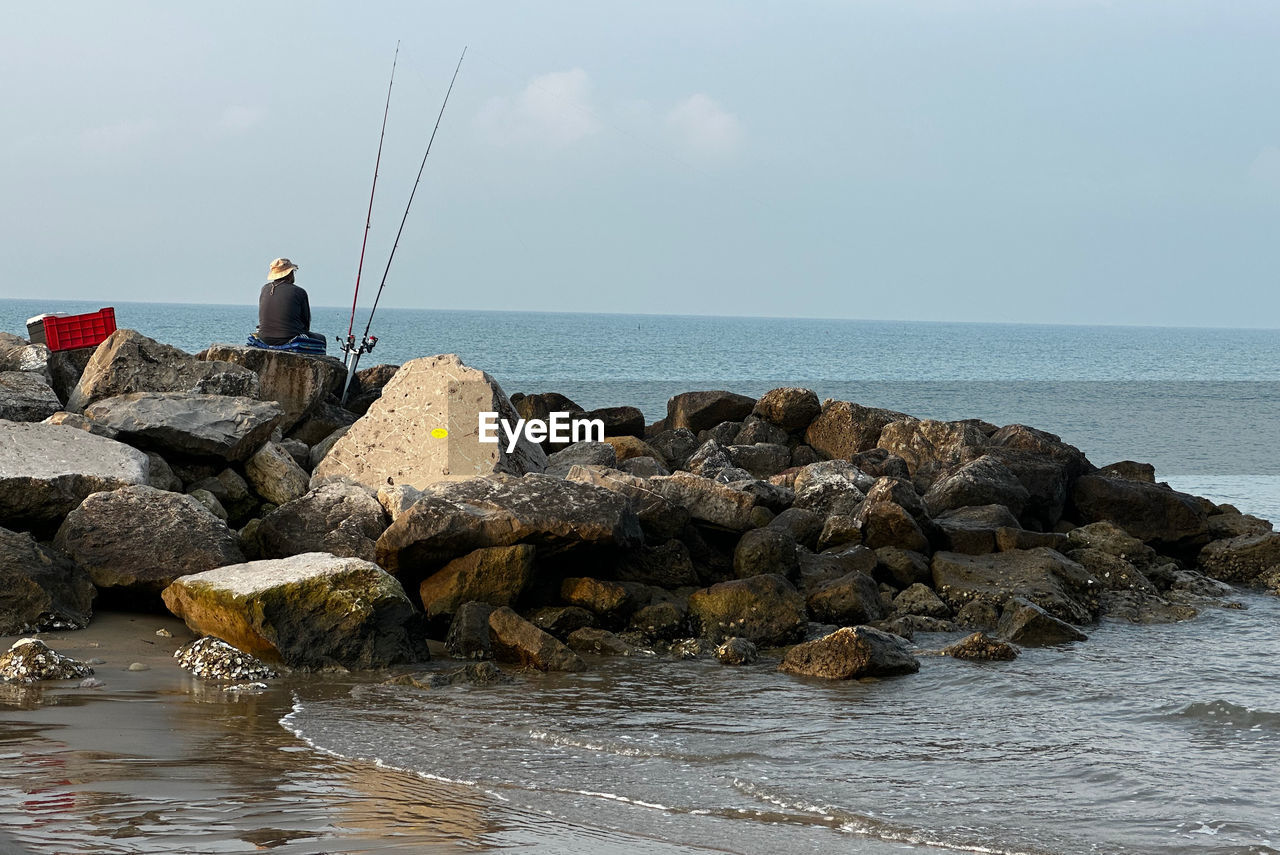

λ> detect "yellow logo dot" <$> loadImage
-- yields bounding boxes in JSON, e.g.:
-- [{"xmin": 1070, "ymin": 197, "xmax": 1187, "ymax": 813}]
[{"xmin": 430, "ymin": 428, "xmax": 449, "ymax": 439}]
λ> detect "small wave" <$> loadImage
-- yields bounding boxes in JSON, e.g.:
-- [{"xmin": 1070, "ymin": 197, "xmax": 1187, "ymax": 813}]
[
  {"xmin": 527, "ymin": 728, "xmax": 685, "ymax": 760},
  {"xmin": 1170, "ymin": 700, "xmax": 1280, "ymax": 731}
]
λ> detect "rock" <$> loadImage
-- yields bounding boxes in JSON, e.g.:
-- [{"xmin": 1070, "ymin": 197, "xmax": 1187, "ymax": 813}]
[
  {"xmin": 418, "ymin": 545, "xmax": 536, "ymax": 623},
  {"xmin": 244, "ymin": 441, "xmax": 310, "ymax": 505},
  {"xmin": 312, "ymin": 354, "xmax": 547, "ymax": 492},
  {"xmin": 45, "ymin": 346, "xmax": 96, "ymax": 406},
  {"xmin": 0, "ymin": 371, "xmax": 61, "ymax": 422},
  {"xmin": 715, "ymin": 637, "xmax": 759, "ymax": 665},
  {"xmin": 854, "ymin": 500, "xmax": 929, "ymax": 552},
  {"xmin": 1065, "ymin": 521, "xmax": 1158, "ymax": 567},
  {"xmin": 850, "ymin": 448, "xmax": 912, "ymax": 480},
  {"xmin": 877, "ymin": 419, "xmax": 988, "ymax": 489},
  {"xmin": 162, "ymin": 553, "xmax": 425, "ymax": 669},
  {"xmin": 257, "ymin": 482, "xmax": 389, "ymax": 562},
  {"xmin": 344, "ymin": 363, "xmax": 402, "ymax": 414},
  {"xmin": 604, "ymin": 435, "xmax": 667, "ymax": 467},
  {"xmin": 685, "ymin": 439, "xmax": 753, "ymax": 483},
  {"xmin": 279, "ymin": 437, "xmax": 310, "ymax": 467},
  {"xmin": 778, "ymin": 626, "xmax": 919, "ymax": 679},
  {"xmin": 995, "ymin": 527, "xmax": 1069, "ymax": 552},
  {"xmin": 67, "ymin": 329, "xmax": 258, "ymax": 413},
  {"xmin": 145, "ymin": 452, "xmax": 183, "ymax": 492},
  {"xmin": 388, "ymin": 661, "xmax": 515, "ymax": 689},
  {"xmin": 805, "ymin": 570, "xmax": 885, "ymax": 625},
  {"xmin": 0, "ymin": 638, "xmax": 93, "ymax": 684},
  {"xmin": 287, "ymin": 401, "xmax": 358, "ymax": 447},
  {"xmin": 863, "ymin": 477, "xmax": 929, "ymax": 519},
  {"xmin": 934, "ymin": 505, "xmax": 1022, "ymax": 554},
  {"xmin": 791, "ymin": 460, "xmax": 869, "ymax": 517},
  {"xmin": 84, "ymin": 392, "xmax": 284, "ymax": 462},
  {"xmin": 560, "ymin": 577, "xmax": 632, "ymax": 624},
  {"xmin": 734, "ymin": 527, "xmax": 799, "ymax": 580},
  {"xmin": 996, "ymin": 597, "xmax": 1088, "ymax": 645},
  {"xmin": 1070, "ymin": 474, "xmax": 1209, "ymax": 550},
  {"xmin": 173, "ymin": 637, "xmax": 279, "ymax": 681},
  {"xmin": 1207, "ymin": 512, "xmax": 1273, "ymax": 540},
  {"xmin": 768, "ymin": 507, "xmax": 825, "ymax": 550},
  {"xmin": 377, "ymin": 473, "xmax": 642, "ymax": 575},
  {"xmin": 734, "ymin": 417, "xmax": 791, "ymax": 447},
  {"xmin": 564, "ymin": 465, "xmax": 690, "ymax": 541},
  {"xmin": 1198, "ymin": 532, "xmax": 1280, "ymax": 583},
  {"xmin": 581, "ymin": 405, "xmax": 646, "ymax": 439},
  {"xmin": 528, "ymin": 605, "xmax": 597, "ymax": 639},
  {"xmin": 43, "ymin": 410, "xmax": 120, "ymax": 439},
  {"xmin": 1098, "ymin": 591, "xmax": 1197, "ymax": 624},
  {"xmin": 647, "ymin": 471, "xmax": 757, "ymax": 531},
  {"xmin": 445, "ymin": 602, "xmax": 495, "ymax": 659},
  {"xmin": 376, "ymin": 483, "xmax": 423, "ymax": 523},
  {"xmin": 1167, "ymin": 567, "xmax": 1233, "ymax": 598},
  {"xmin": 923, "ymin": 455, "xmax": 1030, "ymax": 518},
  {"xmin": 188, "ymin": 488, "xmax": 229, "ymax": 520},
  {"xmin": 566, "ymin": 627, "xmax": 636, "ymax": 656},
  {"xmin": 876, "ymin": 614, "xmax": 956, "ymax": 638},
  {"xmin": 942, "ymin": 632, "xmax": 1018, "ymax": 661},
  {"xmin": 687, "ymin": 573, "xmax": 807, "ymax": 646},
  {"xmin": 892, "ymin": 583, "xmax": 951, "ymax": 619},
  {"xmin": 200, "ymin": 344, "xmax": 346, "ymax": 433},
  {"xmin": 55, "ymin": 485, "xmax": 243, "ymax": 596},
  {"xmin": 0, "ymin": 333, "xmax": 51, "ymax": 376},
  {"xmin": 817, "ymin": 515, "xmax": 861, "ymax": 551},
  {"xmin": 753, "ymin": 387, "xmax": 821, "ymax": 432},
  {"xmin": 0, "ymin": 420, "xmax": 150, "ymax": 532},
  {"xmin": 725, "ymin": 443, "xmax": 791, "ymax": 479},
  {"xmin": 727, "ymin": 479, "xmax": 793, "ymax": 513},
  {"xmin": 309, "ymin": 425, "xmax": 350, "ymax": 470},
  {"xmin": 629, "ymin": 600, "xmax": 686, "ymax": 640},
  {"xmin": 666, "ymin": 390, "xmax": 756, "ymax": 434},
  {"xmin": 614, "ymin": 539, "xmax": 699, "ymax": 588},
  {"xmin": 804, "ymin": 401, "xmax": 914, "ymax": 460},
  {"xmin": 1099, "ymin": 460, "xmax": 1156, "ymax": 483},
  {"xmin": 545, "ymin": 442, "xmax": 618, "ymax": 477},
  {"xmin": 648, "ymin": 428, "xmax": 700, "ymax": 470},
  {"xmin": 931, "ymin": 548, "xmax": 1098, "ymax": 624},
  {"xmin": 620, "ymin": 456, "xmax": 670, "ymax": 478},
  {"xmin": 873, "ymin": 547, "xmax": 932, "ymax": 588},
  {"xmin": 487, "ymin": 606, "xmax": 586, "ymax": 671},
  {"xmin": 1065, "ymin": 548, "xmax": 1156, "ymax": 593},
  {"xmin": 0, "ymin": 526, "xmax": 96, "ymax": 633},
  {"xmin": 953, "ymin": 600, "xmax": 1000, "ymax": 631}
]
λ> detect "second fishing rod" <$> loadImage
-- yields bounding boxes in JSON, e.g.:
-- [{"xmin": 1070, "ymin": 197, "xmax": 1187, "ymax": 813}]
[{"xmin": 340, "ymin": 46, "xmax": 467, "ymax": 405}]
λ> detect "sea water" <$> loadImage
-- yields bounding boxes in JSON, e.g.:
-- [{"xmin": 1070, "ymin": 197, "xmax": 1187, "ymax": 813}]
[{"xmin": 3, "ymin": 298, "xmax": 1279, "ymax": 853}]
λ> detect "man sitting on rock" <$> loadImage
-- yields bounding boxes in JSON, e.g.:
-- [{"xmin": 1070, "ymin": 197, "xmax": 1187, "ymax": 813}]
[{"xmin": 251, "ymin": 257, "xmax": 326, "ymax": 354}]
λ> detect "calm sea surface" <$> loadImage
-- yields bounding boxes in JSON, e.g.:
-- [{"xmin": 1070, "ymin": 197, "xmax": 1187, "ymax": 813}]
[{"xmin": 2, "ymin": 298, "xmax": 1279, "ymax": 854}]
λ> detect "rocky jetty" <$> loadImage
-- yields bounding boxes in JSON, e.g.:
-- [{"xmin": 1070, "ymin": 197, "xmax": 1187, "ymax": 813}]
[{"xmin": 2, "ymin": 328, "xmax": 1275, "ymax": 688}]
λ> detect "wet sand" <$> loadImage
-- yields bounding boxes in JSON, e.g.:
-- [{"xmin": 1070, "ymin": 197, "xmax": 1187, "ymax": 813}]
[{"xmin": 0, "ymin": 612, "xmax": 507, "ymax": 855}]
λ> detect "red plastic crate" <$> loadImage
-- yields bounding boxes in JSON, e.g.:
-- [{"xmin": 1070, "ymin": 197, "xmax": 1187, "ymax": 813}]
[{"xmin": 30, "ymin": 308, "xmax": 117, "ymax": 352}]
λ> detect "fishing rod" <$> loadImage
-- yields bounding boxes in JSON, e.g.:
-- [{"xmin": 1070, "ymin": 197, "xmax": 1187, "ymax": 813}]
[
  {"xmin": 341, "ymin": 46, "xmax": 467, "ymax": 405},
  {"xmin": 339, "ymin": 42, "xmax": 399, "ymax": 373}
]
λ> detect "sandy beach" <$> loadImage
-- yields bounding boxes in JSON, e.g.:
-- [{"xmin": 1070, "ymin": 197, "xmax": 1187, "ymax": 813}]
[{"xmin": 0, "ymin": 612, "xmax": 508, "ymax": 855}]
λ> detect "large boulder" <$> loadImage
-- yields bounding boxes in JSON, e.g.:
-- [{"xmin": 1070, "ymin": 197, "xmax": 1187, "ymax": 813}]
[
  {"xmin": 201, "ymin": 345, "xmax": 346, "ymax": 433},
  {"xmin": 752, "ymin": 387, "xmax": 821, "ymax": 432},
  {"xmin": 805, "ymin": 570, "xmax": 884, "ymax": 625},
  {"xmin": 162, "ymin": 553, "xmax": 424, "ymax": 669},
  {"xmin": 256, "ymin": 482, "xmax": 389, "ymax": 562},
  {"xmin": 777, "ymin": 626, "xmax": 919, "ymax": 679},
  {"xmin": 83, "ymin": 393, "xmax": 283, "ymax": 462},
  {"xmin": 733, "ymin": 527, "xmax": 800, "ymax": 580},
  {"xmin": 545, "ymin": 442, "xmax": 618, "ymax": 477},
  {"xmin": 563, "ymin": 465, "xmax": 690, "ymax": 541},
  {"xmin": 996, "ymin": 597, "xmax": 1088, "ymax": 645},
  {"xmin": 487, "ymin": 606, "xmax": 586, "ymax": 671},
  {"xmin": 934, "ymin": 504, "xmax": 1023, "ymax": 554},
  {"xmin": 376, "ymin": 473, "xmax": 642, "ymax": 577},
  {"xmin": 54, "ymin": 485, "xmax": 244, "ymax": 596},
  {"xmin": 0, "ymin": 371, "xmax": 61, "ymax": 422},
  {"xmin": 804, "ymin": 401, "xmax": 914, "ymax": 460},
  {"xmin": 666, "ymin": 390, "xmax": 756, "ymax": 434},
  {"xmin": 687, "ymin": 573, "xmax": 807, "ymax": 645},
  {"xmin": 877, "ymin": 419, "xmax": 988, "ymax": 489},
  {"xmin": 0, "ymin": 526, "xmax": 95, "ymax": 633},
  {"xmin": 931, "ymin": 548, "xmax": 1097, "ymax": 625},
  {"xmin": 46, "ymin": 347, "xmax": 97, "ymax": 406},
  {"xmin": 1197, "ymin": 532, "xmax": 1280, "ymax": 584},
  {"xmin": 923, "ymin": 455, "xmax": 1030, "ymax": 518},
  {"xmin": 1070, "ymin": 474, "xmax": 1209, "ymax": 551},
  {"xmin": 244, "ymin": 441, "xmax": 310, "ymax": 506},
  {"xmin": 66, "ymin": 329, "xmax": 258, "ymax": 413},
  {"xmin": 312, "ymin": 354, "xmax": 547, "ymax": 492},
  {"xmin": 854, "ymin": 500, "xmax": 929, "ymax": 552},
  {"xmin": 647, "ymin": 471, "xmax": 757, "ymax": 531},
  {"xmin": 0, "ymin": 420, "xmax": 150, "ymax": 532},
  {"xmin": 418, "ymin": 545, "xmax": 535, "ymax": 623}
]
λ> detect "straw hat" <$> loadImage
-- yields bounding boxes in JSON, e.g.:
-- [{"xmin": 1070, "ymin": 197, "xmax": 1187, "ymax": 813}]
[{"xmin": 267, "ymin": 258, "xmax": 299, "ymax": 281}]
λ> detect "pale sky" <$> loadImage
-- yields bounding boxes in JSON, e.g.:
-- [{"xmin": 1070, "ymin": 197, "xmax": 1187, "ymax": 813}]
[{"xmin": 2, "ymin": 1, "xmax": 1278, "ymax": 326}]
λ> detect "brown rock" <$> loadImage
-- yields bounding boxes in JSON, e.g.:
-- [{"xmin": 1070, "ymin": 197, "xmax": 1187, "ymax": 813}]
[
  {"xmin": 778, "ymin": 625, "xmax": 919, "ymax": 679},
  {"xmin": 804, "ymin": 401, "xmax": 914, "ymax": 461},
  {"xmin": 419, "ymin": 545, "xmax": 535, "ymax": 622},
  {"xmin": 488, "ymin": 606, "xmax": 586, "ymax": 671}
]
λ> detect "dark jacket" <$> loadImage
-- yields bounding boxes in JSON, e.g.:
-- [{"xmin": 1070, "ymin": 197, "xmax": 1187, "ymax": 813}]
[{"xmin": 257, "ymin": 279, "xmax": 312, "ymax": 345}]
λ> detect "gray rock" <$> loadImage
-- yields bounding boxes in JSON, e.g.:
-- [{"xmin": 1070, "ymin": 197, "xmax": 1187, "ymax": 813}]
[
  {"xmin": 45, "ymin": 346, "xmax": 96, "ymax": 406},
  {"xmin": 792, "ymin": 460, "xmax": 871, "ymax": 517},
  {"xmin": 0, "ymin": 333, "xmax": 51, "ymax": 376},
  {"xmin": 445, "ymin": 601, "xmax": 495, "ymax": 660},
  {"xmin": 778, "ymin": 625, "xmax": 919, "ymax": 679},
  {"xmin": 0, "ymin": 638, "xmax": 93, "ymax": 684},
  {"xmin": 309, "ymin": 425, "xmax": 351, "ymax": 471},
  {"xmin": 996, "ymin": 596, "xmax": 1088, "ymax": 645},
  {"xmin": 145, "ymin": 452, "xmax": 183, "ymax": 492},
  {"xmin": 725, "ymin": 443, "xmax": 792, "ymax": 479},
  {"xmin": 162, "ymin": 552, "xmax": 426, "ymax": 669},
  {"xmin": 666, "ymin": 390, "xmax": 756, "ymax": 434},
  {"xmin": 0, "ymin": 371, "xmax": 61, "ymax": 422},
  {"xmin": 287, "ymin": 401, "xmax": 358, "ymax": 447},
  {"xmin": 200, "ymin": 344, "xmax": 346, "ymax": 433},
  {"xmin": 647, "ymin": 428, "xmax": 699, "ymax": 470},
  {"xmin": 1098, "ymin": 590, "xmax": 1197, "ymax": 624},
  {"xmin": 0, "ymin": 526, "xmax": 95, "ymax": 633},
  {"xmin": 614, "ymin": 539, "xmax": 700, "ymax": 588},
  {"xmin": 54, "ymin": 485, "xmax": 244, "ymax": 596},
  {"xmin": 715, "ymin": 637, "xmax": 759, "ymax": 665},
  {"xmin": 734, "ymin": 527, "xmax": 799, "ymax": 580},
  {"xmin": 546, "ymin": 441, "xmax": 618, "ymax": 477},
  {"xmin": 734, "ymin": 417, "xmax": 791, "ymax": 446},
  {"xmin": 873, "ymin": 547, "xmax": 932, "ymax": 588},
  {"xmin": 1098, "ymin": 460, "xmax": 1156, "ymax": 483},
  {"xmin": 619, "ymin": 456, "xmax": 670, "ymax": 478},
  {"xmin": 257, "ymin": 482, "xmax": 389, "ymax": 562},
  {"xmin": 854, "ymin": 500, "xmax": 929, "ymax": 552},
  {"xmin": 646, "ymin": 471, "xmax": 757, "ymax": 531},
  {"xmin": 564, "ymin": 465, "xmax": 690, "ymax": 541},
  {"xmin": 0, "ymin": 420, "xmax": 150, "ymax": 532},
  {"xmin": 768, "ymin": 507, "xmax": 825, "ymax": 550},
  {"xmin": 188, "ymin": 488, "xmax": 229, "ymax": 520},
  {"xmin": 923, "ymin": 455, "xmax": 1030, "ymax": 518},
  {"xmin": 67, "ymin": 329, "xmax": 258, "ymax": 413},
  {"xmin": 953, "ymin": 600, "xmax": 1000, "ymax": 631},
  {"xmin": 528, "ymin": 605, "xmax": 597, "ymax": 639},
  {"xmin": 934, "ymin": 504, "xmax": 1022, "ymax": 555},
  {"xmin": 1198, "ymin": 532, "xmax": 1280, "ymax": 584},
  {"xmin": 376, "ymin": 483, "xmax": 423, "ymax": 523},
  {"xmin": 1071, "ymin": 473, "xmax": 1209, "ymax": 550},
  {"xmin": 84, "ymin": 392, "xmax": 284, "ymax": 462},
  {"xmin": 245, "ymin": 441, "xmax": 310, "ymax": 505},
  {"xmin": 687, "ymin": 573, "xmax": 807, "ymax": 646},
  {"xmin": 686, "ymin": 439, "xmax": 754, "ymax": 483},
  {"xmin": 931, "ymin": 548, "xmax": 1098, "ymax": 625}
]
